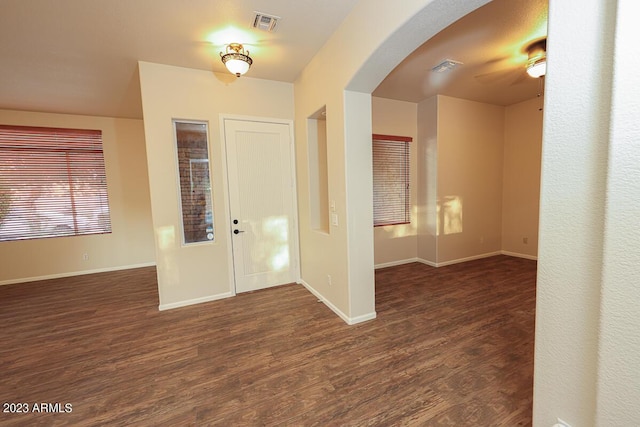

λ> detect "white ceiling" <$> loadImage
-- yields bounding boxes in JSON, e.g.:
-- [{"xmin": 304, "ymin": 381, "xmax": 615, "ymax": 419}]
[{"xmin": 0, "ymin": 0, "xmax": 547, "ymax": 120}]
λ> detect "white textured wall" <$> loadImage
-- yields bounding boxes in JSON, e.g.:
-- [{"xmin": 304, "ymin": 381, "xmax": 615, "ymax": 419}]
[
  {"xmin": 533, "ymin": 0, "xmax": 618, "ymax": 425},
  {"xmin": 595, "ymin": 0, "xmax": 640, "ymax": 424}
]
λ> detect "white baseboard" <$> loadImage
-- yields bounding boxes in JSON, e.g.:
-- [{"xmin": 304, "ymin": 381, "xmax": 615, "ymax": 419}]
[
  {"xmin": 375, "ymin": 257, "xmax": 419, "ymax": 269},
  {"xmin": 348, "ymin": 311, "xmax": 377, "ymax": 325},
  {"xmin": 298, "ymin": 279, "xmax": 376, "ymax": 325},
  {"xmin": 501, "ymin": 250, "xmax": 538, "ymax": 260},
  {"xmin": 428, "ymin": 251, "xmax": 503, "ymax": 267},
  {"xmin": 416, "ymin": 258, "xmax": 437, "ymax": 267},
  {"xmin": 159, "ymin": 291, "xmax": 234, "ymax": 311},
  {"xmin": 0, "ymin": 262, "xmax": 157, "ymax": 287},
  {"xmin": 415, "ymin": 250, "xmax": 536, "ymax": 268}
]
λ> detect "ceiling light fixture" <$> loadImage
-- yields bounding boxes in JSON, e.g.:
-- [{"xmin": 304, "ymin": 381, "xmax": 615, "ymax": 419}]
[
  {"xmin": 526, "ymin": 57, "xmax": 546, "ymax": 78},
  {"xmin": 526, "ymin": 39, "xmax": 547, "ymax": 78},
  {"xmin": 220, "ymin": 43, "xmax": 253, "ymax": 77}
]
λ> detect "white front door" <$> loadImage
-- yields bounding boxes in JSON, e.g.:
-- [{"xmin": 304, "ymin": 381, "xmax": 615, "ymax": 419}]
[{"xmin": 224, "ymin": 118, "xmax": 298, "ymax": 293}]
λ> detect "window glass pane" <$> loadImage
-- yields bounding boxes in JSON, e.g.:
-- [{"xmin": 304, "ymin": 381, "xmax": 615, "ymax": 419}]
[
  {"xmin": 0, "ymin": 125, "xmax": 111, "ymax": 241},
  {"xmin": 174, "ymin": 121, "xmax": 214, "ymax": 244},
  {"xmin": 372, "ymin": 137, "xmax": 410, "ymax": 227}
]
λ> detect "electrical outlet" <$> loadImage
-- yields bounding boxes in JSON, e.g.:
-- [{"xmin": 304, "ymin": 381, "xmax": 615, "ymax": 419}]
[
  {"xmin": 82, "ymin": 253, "xmax": 89, "ymax": 261},
  {"xmin": 327, "ymin": 275, "xmax": 332, "ymax": 286}
]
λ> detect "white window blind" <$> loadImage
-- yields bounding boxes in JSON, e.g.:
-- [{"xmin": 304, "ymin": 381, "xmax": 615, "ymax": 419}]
[
  {"xmin": 0, "ymin": 125, "xmax": 112, "ymax": 241},
  {"xmin": 372, "ymin": 134, "xmax": 411, "ymax": 227}
]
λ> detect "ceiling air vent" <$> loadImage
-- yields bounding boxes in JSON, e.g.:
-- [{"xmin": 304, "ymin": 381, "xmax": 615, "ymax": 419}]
[
  {"xmin": 252, "ymin": 12, "xmax": 280, "ymax": 32},
  {"xmin": 431, "ymin": 59, "xmax": 463, "ymax": 73}
]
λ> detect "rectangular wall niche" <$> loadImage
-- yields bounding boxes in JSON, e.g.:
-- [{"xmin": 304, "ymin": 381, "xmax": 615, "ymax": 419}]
[
  {"xmin": 307, "ymin": 107, "xmax": 329, "ymax": 233},
  {"xmin": 174, "ymin": 120, "xmax": 214, "ymax": 244}
]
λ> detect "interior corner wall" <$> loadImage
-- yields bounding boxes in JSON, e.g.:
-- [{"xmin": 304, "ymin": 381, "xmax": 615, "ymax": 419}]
[
  {"xmin": 436, "ymin": 95, "xmax": 504, "ymax": 264},
  {"xmin": 138, "ymin": 61, "xmax": 294, "ymax": 308},
  {"xmin": 415, "ymin": 93, "xmax": 544, "ymax": 268},
  {"xmin": 416, "ymin": 96, "xmax": 438, "ymax": 264},
  {"xmin": 294, "ymin": 0, "xmax": 489, "ymax": 323},
  {"xmin": 344, "ymin": 91, "xmax": 376, "ymax": 321},
  {"xmin": 0, "ymin": 109, "xmax": 155, "ymax": 284},
  {"xmin": 371, "ymin": 97, "xmax": 418, "ymax": 267},
  {"xmin": 502, "ymin": 97, "xmax": 543, "ymax": 259},
  {"xmin": 294, "ymin": 76, "xmax": 351, "ymax": 321}
]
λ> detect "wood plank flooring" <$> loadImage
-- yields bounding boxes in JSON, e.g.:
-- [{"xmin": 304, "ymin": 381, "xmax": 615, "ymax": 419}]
[{"xmin": 0, "ymin": 255, "xmax": 536, "ymax": 426}]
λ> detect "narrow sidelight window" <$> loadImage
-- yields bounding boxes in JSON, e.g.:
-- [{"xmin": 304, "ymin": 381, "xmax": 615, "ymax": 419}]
[
  {"xmin": 174, "ymin": 120, "xmax": 214, "ymax": 244},
  {"xmin": 0, "ymin": 125, "xmax": 111, "ymax": 241},
  {"xmin": 372, "ymin": 134, "xmax": 411, "ymax": 227}
]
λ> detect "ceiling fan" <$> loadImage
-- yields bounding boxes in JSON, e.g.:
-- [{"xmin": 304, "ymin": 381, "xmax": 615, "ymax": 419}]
[{"xmin": 475, "ymin": 37, "xmax": 547, "ymax": 85}]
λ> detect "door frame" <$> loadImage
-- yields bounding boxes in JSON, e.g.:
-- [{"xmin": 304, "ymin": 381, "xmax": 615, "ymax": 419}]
[{"xmin": 219, "ymin": 114, "xmax": 301, "ymax": 294}]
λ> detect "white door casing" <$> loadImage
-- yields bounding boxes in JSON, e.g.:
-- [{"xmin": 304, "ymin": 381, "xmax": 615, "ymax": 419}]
[{"xmin": 223, "ymin": 118, "xmax": 299, "ymax": 293}]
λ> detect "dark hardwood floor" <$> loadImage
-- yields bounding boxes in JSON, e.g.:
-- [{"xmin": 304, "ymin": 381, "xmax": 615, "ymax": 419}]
[{"xmin": 0, "ymin": 255, "xmax": 536, "ymax": 426}]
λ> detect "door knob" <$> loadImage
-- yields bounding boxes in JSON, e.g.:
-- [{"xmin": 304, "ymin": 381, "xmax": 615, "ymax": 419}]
[{"xmin": 233, "ymin": 229, "xmax": 245, "ymax": 234}]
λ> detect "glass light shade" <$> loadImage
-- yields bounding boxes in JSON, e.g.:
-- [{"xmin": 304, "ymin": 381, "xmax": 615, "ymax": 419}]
[
  {"xmin": 220, "ymin": 43, "xmax": 253, "ymax": 77},
  {"xmin": 527, "ymin": 59, "xmax": 546, "ymax": 78},
  {"xmin": 225, "ymin": 57, "xmax": 251, "ymax": 76}
]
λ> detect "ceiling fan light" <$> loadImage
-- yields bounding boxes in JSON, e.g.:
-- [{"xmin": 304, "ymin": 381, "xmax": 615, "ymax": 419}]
[
  {"xmin": 220, "ymin": 43, "xmax": 253, "ymax": 77},
  {"xmin": 527, "ymin": 58, "xmax": 546, "ymax": 78}
]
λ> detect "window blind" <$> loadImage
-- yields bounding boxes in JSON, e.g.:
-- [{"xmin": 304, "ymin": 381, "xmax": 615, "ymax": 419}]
[
  {"xmin": 0, "ymin": 125, "xmax": 112, "ymax": 241},
  {"xmin": 372, "ymin": 134, "xmax": 411, "ymax": 227}
]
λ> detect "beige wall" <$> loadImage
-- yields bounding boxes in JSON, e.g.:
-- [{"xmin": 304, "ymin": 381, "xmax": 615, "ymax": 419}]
[
  {"xmin": 371, "ymin": 97, "xmax": 418, "ymax": 267},
  {"xmin": 300, "ymin": 0, "xmax": 640, "ymax": 421},
  {"xmin": 294, "ymin": 0, "xmax": 489, "ymax": 324},
  {"xmin": 502, "ymin": 97, "xmax": 543, "ymax": 259},
  {"xmin": 414, "ymin": 95, "xmax": 507, "ymax": 265},
  {"xmin": 5, "ymin": 1, "xmax": 639, "ymax": 422},
  {"xmin": 138, "ymin": 61, "xmax": 294, "ymax": 309},
  {"xmin": 0, "ymin": 109, "xmax": 155, "ymax": 284},
  {"xmin": 386, "ymin": 94, "xmax": 542, "ymax": 267},
  {"xmin": 436, "ymin": 95, "xmax": 504, "ymax": 263}
]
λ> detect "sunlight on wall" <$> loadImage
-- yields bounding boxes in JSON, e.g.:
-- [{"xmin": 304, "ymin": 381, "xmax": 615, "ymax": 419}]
[
  {"xmin": 157, "ymin": 225, "xmax": 179, "ymax": 287},
  {"xmin": 158, "ymin": 225, "xmax": 175, "ymax": 250},
  {"xmin": 382, "ymin": 205, "xmax": 419, "ymax": 238},
  {"xmin": 437, "ymin": 195, "xmax": 463, "ymax": 235}
]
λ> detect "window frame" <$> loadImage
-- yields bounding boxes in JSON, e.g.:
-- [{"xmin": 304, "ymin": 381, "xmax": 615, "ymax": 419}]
[
  {"xmin": 372, "ymin": 133, "xmax": 412, "ymax": 227},
  {"xmin": 172, "ymin": 119, "xmax": 215, "ymax": 246},
  {"xmin": 0, "ymin": 124, "xmax": 112, "ymax": 242}
]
